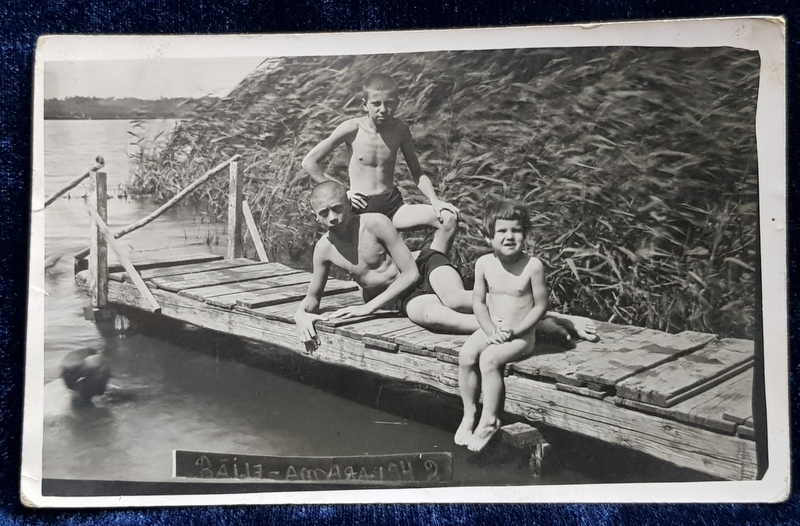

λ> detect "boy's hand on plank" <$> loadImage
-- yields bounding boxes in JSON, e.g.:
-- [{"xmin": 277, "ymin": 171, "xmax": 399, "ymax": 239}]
[
  {"xmin": 294, "ymin": 310, "xmax": 325, "ymax": 344},
  {"xmin": 329, "ymin": 304, "xmax": 374, "ymax": 319}
]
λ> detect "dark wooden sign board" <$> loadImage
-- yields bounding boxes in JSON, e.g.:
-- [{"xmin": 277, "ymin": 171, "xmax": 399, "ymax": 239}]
[{"xmin": 174, "ymin": 450, "xmax": 453, "ymax": 484}]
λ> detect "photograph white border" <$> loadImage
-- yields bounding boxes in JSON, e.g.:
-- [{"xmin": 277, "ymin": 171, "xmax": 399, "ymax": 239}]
[{"xmin": 22, "ymin": 16, "xmax": 789, "ymax": 507}]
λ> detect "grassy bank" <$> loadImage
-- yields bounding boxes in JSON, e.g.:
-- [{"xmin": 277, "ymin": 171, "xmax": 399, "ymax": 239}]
[{"xmin": 131, "ymin": 48, "xmax": 760, "ymax": 339}]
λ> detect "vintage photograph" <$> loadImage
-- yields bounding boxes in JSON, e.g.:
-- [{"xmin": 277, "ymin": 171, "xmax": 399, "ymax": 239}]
[{"xmin": 23, "ymin": 19, "xmax": 788, "ymax": 506}]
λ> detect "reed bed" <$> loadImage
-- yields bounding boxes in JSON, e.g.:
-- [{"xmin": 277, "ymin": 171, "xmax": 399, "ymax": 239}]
[{"xmin": 131, "ymin": 47, "xmax": 760, "ymax": 339}]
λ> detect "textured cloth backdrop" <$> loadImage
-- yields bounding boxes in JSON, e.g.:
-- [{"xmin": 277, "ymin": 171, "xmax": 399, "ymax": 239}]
[{"xmin": 1, "ymin": 1, "xmax": 798, "ymax": 524}]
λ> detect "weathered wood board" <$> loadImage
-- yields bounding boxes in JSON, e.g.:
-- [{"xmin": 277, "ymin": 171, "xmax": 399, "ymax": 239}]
[
  {"xmin": 203, "ymin": 275, "xmax": 315, "ymax": 308},
  {"xmin": 111, "ymin": 257, "xmax": 255, "ymax": 283},
  {"xmin": 80, "ymin": 272, "xmax": 759, "ymax": 481},
  {"xmin": 107, "ymin": 249, "xmax": 223, "ymax": 277},
  {"xmin": 508, "ymin": 321, "xmax": 647, "ymax": 383},
  {"xmin": 616, "ymin": 338, "xmax": 754, "ymax": 407},
  {"xmin": 433, "ymin": 334, "xmax": 470, "ymax": 358},
  {"xmin": 510, "ymin": 339, "xmax": 626, "ymax": 385},
  {"xmin": 177, "ymin": 271, "xmax": 306, "ymax": 302},
  {"xmin": 736, "ymin": 425, "xmax": 756, "ymax": 440},
  {"xmin": 224, "ymin": 279, "xmax": 359, "ymax": 310},
  {"xmin": 571, "ymin": 330, "xmax": 718, "ymax": 386},
  {"xmin": 503, "ymin": 375, "xmax": 757, "ymax": 481},
  {"xmin": 615, "ymin": 369, "xmax": 754, "ymax": 434},
  {"xmin": 382, "ymin": 324, "xmax": 428, "ymax": 343},
  {"xmin": 237, "ymin": 279, "xmax": 358, "ymax": 309},
  {"xmin": 247, "ymin": 292, "xmax": 366, "ymax": 324},
  {"xmin": 108, "ymin": 254, "xmax": 236, "ymax": 282},
  {"xmin": 335, "ymin": 315, "xmax": 418, "ymax": 343},
  {"xmin": 152, "ymin": 262, "xmax": 297, "ymax": 292}
]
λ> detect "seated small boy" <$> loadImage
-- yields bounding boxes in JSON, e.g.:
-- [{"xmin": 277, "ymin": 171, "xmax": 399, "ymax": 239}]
[{"xmin": 455, "ymin": 200, "xmax": 548, "ymax": 452}]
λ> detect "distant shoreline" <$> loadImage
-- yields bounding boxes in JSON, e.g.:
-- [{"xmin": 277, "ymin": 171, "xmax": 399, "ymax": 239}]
[{"xmin": 44, "ymin": 96, "xmax": 218, "ymax": 120}]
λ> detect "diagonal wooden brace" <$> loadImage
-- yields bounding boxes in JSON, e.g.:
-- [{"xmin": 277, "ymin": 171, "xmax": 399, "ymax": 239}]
[{"xmin": 87, "ymin": 206, "xmax": 161, "ymax": 313}]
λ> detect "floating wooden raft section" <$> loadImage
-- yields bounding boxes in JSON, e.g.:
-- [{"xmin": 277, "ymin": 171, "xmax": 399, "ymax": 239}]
[{"xmin": 77, "ymin": 254, "xmax": 758, "ymax": 481}]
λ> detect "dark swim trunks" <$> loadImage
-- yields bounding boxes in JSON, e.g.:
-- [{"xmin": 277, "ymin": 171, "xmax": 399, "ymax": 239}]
[
  {"xmin": 352, "ymin": 186, "xmax": 405, "ymax": 219},
  {"xmin": 363, "ymin": 248, "xmax": 460, "ymax": 315}
]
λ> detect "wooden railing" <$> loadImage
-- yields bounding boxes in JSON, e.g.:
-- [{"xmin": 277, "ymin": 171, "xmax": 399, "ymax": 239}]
[{"xmin": 70, "ymin": 155, "xmax": 268, "ymax": 314}]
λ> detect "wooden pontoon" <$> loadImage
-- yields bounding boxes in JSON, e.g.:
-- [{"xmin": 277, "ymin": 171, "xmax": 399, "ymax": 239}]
[{"xmin": 68, "ymin": 160, "xmax": 759, "ymax": 481}]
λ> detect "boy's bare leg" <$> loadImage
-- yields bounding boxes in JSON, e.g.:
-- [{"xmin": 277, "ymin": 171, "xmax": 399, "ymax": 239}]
[
  {"xmin": 468, "ymin": 335, "xmax": 536, "ymax": 453},
  {"xmin": 404, "ymin": 295, "xmax": 480, "ymax": 334},
  {"xmin": 392, "ymin": 204, "xmax": 458, "ymax": 255},
  {"xmin": 456, "ymin": 329, "xmax": 487, "ymax": 445},
  {"xmin": 427, "ymin": 265, "xmax": 472, "ymax": 312}
]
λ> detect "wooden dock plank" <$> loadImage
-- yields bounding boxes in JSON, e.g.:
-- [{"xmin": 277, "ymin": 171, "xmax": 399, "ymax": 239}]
[
  {"xmin": 110, "ymin": 257, "xmax": 256, "ymax": 283},
  {"xmin": 736, "ymin": 425, "xmax": 756, "ymax": 440},
  {"xmin": 511, "ymin": 326, "xmax": 715, "ymax": 389},
  {"xmin": 508, "ymin": 321, "xmax": 655, "ymax": 385},
  {"xmin": 108, "ymin": 253, "xmax": 234, "ymax": 282},
  {"xmin": 247, "ymin": 291, "xmax": 366, "ymax": 324},
  {"xmin": 433, "ymin": 334, "xmax": 470, "ymax": 357},
  {"xmin": 382, "ymin": 324, "xmax": 428, "ymax": 343},
  {"xmin": 335, "ymin": 315, "xmax": 417, "ymax": 342},
  {"xmin": 178, "ymin": 271, "xmax": 307, "ymax": 302},
  {"xmin": 572, "ymin": 330, "xmax": 718, "ymax": 386},
  {"xmin": 510, "ymin": 339, "xmax": 626, "ymax": 385},
  {"xmin": 152, "ymin": 262, "xmax": 297, "ymax": 292},
  {"xmin": 502, "ymin": 375, "xmax": 756, "ymax": 480},
  {"xmin": 106, "ymin": 249, "xmax": 224, "ymax": 278},
  {"xmin": 614, "ymin": 369, "xmax": 753, "ymax": 434},
  {"xmin": 394, "ymin": 327, "xmax": 450, "ymax": 352},
  {"xmin": 723, "ymin": 411, "xmax": 753, "ymax": 425},
  {"xmin": 201, "ymin": 274, "xmax": 315, "ymax": 308},
  {"xmin": 84, "ymin": 273, "xmax": 759, "ymax": 481},
  {"xmin": 616, "ymin": 338, "xmax": 755, "ymax": 407},
  {"xmin": 236, "ymin": 279, "xmax": 358, "ymax": 309}
]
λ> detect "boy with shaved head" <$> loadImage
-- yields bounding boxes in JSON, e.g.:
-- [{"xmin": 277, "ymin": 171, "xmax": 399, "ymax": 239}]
[{"xmin": 302, "ymin": 73, "xmax": 460, "ymax": 254}]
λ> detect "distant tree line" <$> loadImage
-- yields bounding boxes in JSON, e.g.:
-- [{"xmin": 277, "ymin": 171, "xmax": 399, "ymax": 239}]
[{"xmin": 44, "ymin": 96, "xmax": 220, "ymax": 120}]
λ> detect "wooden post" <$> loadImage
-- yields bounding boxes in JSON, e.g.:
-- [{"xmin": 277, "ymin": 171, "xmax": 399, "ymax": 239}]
[
  {"xmin": 498, "ymin": 422, "xmax": 551, "ymax": 477},
  {"xmin": 88, "ymin": 171, "xmax": 108, "ymax": 309},
  {"xmin": 227, "ymin": 161, "xmax": 244, "ymax": 260},
  {"xmin": 243, "ymin": 200, "xmax": 269, "ymax": 262}
]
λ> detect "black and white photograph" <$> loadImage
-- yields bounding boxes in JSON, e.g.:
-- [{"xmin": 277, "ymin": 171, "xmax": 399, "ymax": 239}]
[{"xmin": 22, "ymin": 18, "xmax": 788, "ymax": 506}]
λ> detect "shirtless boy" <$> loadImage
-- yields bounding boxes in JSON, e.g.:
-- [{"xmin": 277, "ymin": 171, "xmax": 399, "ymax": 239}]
[
  {"xmin": 302, "ymin": 74, "xmax": 460, "ymax": 253},
  {"xmin": 294, "ymin": 181, "xmax": 476, "ymax": 345},
  {"xmin": 455, "ymin": 201, "xmax": 551, "ymax": 452}
]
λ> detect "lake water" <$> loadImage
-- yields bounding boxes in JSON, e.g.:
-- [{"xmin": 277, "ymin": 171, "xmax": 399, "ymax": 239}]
[{"xmin": 43, "ymin": 119, "xmax": 598, "ymax": 491}]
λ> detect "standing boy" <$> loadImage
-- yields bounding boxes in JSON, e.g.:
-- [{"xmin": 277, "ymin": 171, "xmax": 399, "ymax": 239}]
[
  {"xmin": 302, "ymin": 74, "xmax": 460, "ymax": 253},
  {"xmin": 455, "ymin": 201, "xmax": 550, "ymax": 452}
]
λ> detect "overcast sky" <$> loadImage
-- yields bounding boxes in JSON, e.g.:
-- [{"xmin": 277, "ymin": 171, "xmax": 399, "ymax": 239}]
[{"xmin": 44, "ymin": 57, "xmax": 265, "ymax": 100}]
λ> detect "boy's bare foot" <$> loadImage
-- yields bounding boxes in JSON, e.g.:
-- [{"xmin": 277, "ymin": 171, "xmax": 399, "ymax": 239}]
[
  {"xmin": 467, "ymin": 420, "xmax": 501, "ymax": 452},
  {"xmin": 554, "ymin": 314, "xmax": 599, "ymax": 342},
  {"xmin": 454, "ymin": 413, "xmax": 477, "ymax": 446}
]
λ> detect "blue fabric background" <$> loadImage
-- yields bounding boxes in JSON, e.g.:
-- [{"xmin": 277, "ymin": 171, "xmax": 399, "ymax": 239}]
[{"xmin": 1, "ymin": 1, "xmax": 798, "ymax": 524}]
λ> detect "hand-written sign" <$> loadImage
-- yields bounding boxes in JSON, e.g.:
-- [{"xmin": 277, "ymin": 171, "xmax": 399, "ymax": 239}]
[{"xmin": 174, "ymin": 450, "xmax": 453, "ymax": 484}]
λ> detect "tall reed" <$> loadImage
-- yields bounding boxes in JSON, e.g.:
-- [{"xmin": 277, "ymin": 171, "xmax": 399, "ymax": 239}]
[{"xmin": 131, "ymin": 47, "xmax": 760, "ymax": 339}]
